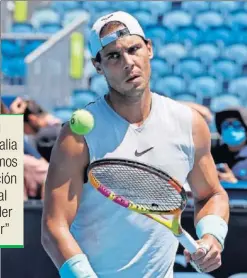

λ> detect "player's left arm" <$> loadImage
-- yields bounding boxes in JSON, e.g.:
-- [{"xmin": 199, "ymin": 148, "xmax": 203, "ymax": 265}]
[{"xmin": 186, "ymin": 109, "xmax": 230, "ymax": 273}]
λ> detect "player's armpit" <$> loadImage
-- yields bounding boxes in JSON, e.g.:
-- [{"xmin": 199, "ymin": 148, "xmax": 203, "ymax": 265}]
[{"xmin": 41, "ymin": 122, "xmax": 90, "ymax": 269}]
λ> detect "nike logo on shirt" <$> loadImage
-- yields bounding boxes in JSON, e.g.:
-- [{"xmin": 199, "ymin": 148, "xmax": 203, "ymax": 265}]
[{"xmin": 135, "ymin": 147, "xmax": 154, "ymax": 157}]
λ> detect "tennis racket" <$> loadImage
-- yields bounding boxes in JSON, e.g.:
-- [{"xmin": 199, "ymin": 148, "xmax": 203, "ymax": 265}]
[{"xmin": 87, "ymin": 158, "xmax": 206, "ymax": 272}]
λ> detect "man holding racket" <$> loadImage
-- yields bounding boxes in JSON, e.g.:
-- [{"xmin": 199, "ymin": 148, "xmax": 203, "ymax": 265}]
[{"xmin": 42, "ymin": 11, "xmax": 230, "ymax": 278}]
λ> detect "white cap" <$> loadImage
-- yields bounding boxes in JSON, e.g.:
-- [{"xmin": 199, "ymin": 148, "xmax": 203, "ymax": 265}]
[{"xmin": 89, "ymin": 11, "xmax": 146, "ymax": 58}]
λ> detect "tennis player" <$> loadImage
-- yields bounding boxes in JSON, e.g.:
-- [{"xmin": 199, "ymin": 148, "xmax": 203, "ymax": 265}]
[{"xmin": 42, "ymin": 11, "xmax": 230, "ymax": 278}]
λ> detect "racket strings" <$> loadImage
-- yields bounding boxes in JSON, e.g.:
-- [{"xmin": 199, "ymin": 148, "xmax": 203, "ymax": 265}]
[{"xmin": 91, "ymin": 164, "xmax": 184, "ymax": 212}]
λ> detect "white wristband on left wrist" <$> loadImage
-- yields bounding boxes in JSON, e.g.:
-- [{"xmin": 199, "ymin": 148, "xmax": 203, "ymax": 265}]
[{"xmin": 196, "ymin": 215, "xmax": 228, "ymax": 250}]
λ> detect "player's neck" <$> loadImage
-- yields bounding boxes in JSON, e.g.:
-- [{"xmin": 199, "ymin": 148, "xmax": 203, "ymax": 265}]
[{"xmin": 106, "ymin": 88, "xmax": 152, "ymax": 126}]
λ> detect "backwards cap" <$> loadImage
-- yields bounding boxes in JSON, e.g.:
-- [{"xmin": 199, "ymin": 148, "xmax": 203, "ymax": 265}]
[{"xmin": 89, "ymin": 11, "xmax": 146, "ymax": 58}]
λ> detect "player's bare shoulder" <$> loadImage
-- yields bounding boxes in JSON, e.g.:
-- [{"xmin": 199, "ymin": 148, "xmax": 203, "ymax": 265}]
[
  {"xmin": 49, "ymin": 121, "xmax": 89, "ymax": 173},
  {"xmin": 191, "ymin": 108, "xmax": 211, "ymax": 152}
]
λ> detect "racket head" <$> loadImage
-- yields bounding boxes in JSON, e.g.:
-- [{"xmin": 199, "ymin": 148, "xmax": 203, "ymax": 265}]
[
  {"xmin": 88, "ymin": 159, "xmax": 203, "ymax": 268},
  {"xmin": 87, "ymin": 158, "xmax": 188, "ymax": 215}
]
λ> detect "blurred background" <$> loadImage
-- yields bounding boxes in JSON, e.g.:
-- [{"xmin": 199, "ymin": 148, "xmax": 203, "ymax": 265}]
[{"xmin": 1, "ymin": 1, "xmax": 247, "ymax": 278}]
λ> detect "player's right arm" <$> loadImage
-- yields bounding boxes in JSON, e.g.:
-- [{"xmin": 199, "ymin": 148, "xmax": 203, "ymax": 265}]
[{"xmin": 41, "ymin": 122, "xmax": 97, "ymax": 277}]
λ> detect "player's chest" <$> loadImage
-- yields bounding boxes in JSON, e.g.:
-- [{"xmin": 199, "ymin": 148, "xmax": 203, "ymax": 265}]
[{"xmin": 103, "ymin": 129, "xmax": 191, "ymax": 184}]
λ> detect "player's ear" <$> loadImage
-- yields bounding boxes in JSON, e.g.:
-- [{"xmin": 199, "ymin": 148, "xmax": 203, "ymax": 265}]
[
  {"xmin": 91, "ymin": 58, "xmax": 103, "ymax": 75},
  {"xmin": 146, "ymin": 39, "xmax": 153, "ymax": 60}
]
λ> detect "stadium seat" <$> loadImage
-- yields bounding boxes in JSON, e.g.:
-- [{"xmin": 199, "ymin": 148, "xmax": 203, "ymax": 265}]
[
  {"xmin": 151, "ymin": 44, "xmax": 159, "ymax": 58},
  {"xmin": 189, "ymin": 76, "xmax": 221, "ymax": 97},
  {"xmin": 52, "ymin": 107, "xmax": 74, "ymax": 123},
  {"xmin": 210, "ymin": 94, "xmax": 242, "ymax": 113},
  {"xmin": 90, "ymin": 75, "xmax": 108, "ymax": 96},
  {"xmin": 62, "ymin": 9, "xmax": 90, "ymax": 26},
  {"xmin": 141, "ymin": 1, "xmax": 172, "ymax": 23},
  {"xmin": 89, "ymin": 1, "xmax": 112, "ymax": 11},
  {"xmin": 192, "ymin": 43, "xmax": 220, "ymax": 65},
  {"xmin": 174, "ymin": 58, "xmax": 205, "ymax": 78},
  {"xmin": 71, "ymin": 90, "xmax": 99, "ymax": 109},
  {"xmin": 195, "ymin": 11, "xmax": 224, "ymax": 29},
  {"xmin": 31, "ymin": 7, "xmax": 60, "ymax": 29},
  {"xmin": 151, "ymin": 58, "xmax": 172, "ymax": 79},
  {"xmin": 1, "ymin": 39, "xmax": 22, "ymax": 57},
  {"xmin": 175, "ymin": 26, "xmax": 202, "ymax": 45},
  {"xmin": 145, "ymin": 26, "xmax": 173, "ymax": 46},
  {"xmin": 158, "ymin": 43, "xmax": 187, "ymax": 64},
  {"xmin": 145, "ymin": 26, "xmax": 173, "ymax": 54},
  {"xmin": 51, "ymin": 1, "xmax": 82, "ymax": 14},
  {"xmin": 132, "ymin": 10, "xmax": 157, "ymax": 28},
  {"xmin": 229, "ymin": 11, "xmax": 247, "ymax": 30},
  {"xmin": 61, "ymin": 1, "xmax": 82, "ymax": 10},
  {"xmin": 234, "ymin": 28, "xmax": 247, "ymax": 45},
  {"xmin": 153, "ymin": 76, "xmax": 186, "ymax": 96},
  {"xmin": 11, "ymin": 22, "xmax": 33, "ymax": 33},
  {"xmin": 38, "ymin": 23, "xmax": 62, "ymax": 34},
  {"xmin": 1, "ymin": 57, "xmax": 11, "ymax": 78},
  {"xmin": 140, "ymin": 1, "xmax": 172, "ymax": 18},
  {"xmin": 162, "ymin": 11, "xmax": 192, "ymax": 30},
  {"xmin": 210, "ymin": 1, "xmax": 241, "ymax": 14},
  {"xmin": 244, "ymin": 2, "xmax": 247, "ymax": 12},
  {"xmin": 113, "ymin": 1, "xmax": 139, "ymax": 13},
  {"xmin": 223, "ymin": 44, "xmax": 247, "ymax": 65},
  {"xmin": 173, "ymin": 93, "xmax": 197, "ymax": 102},
  {"xmin": 209, "ymin": 59, "xmax": 240, "ymax": 81},
  {"xmin": 181, "ymin": 1, "xmax": 210, "ymax": 15},
  {"xmin": 7, "ymin": 56, "xmax": 26, "ymax": 78},
  {"xmin": 205, "ymin": 26, "xmax": 233, "ymax": 46},
  {"xmin": 81, "ymin": 1, "xmax": 96, "ymax": 14},
  {"xmin": 23, "ymin": 39, "xmax": 46, "ymax": 56},
  {"xmin": 152, "ymin": 78, "xmax": 169, "ymax": 97},
  {"xmin": 228, "ymin": 77, "xmax": 247, "ymax": 98}
]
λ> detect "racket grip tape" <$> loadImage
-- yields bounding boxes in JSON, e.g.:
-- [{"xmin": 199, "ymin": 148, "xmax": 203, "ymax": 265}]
[
  {"xmin": 177, "ymin": 230, "xmax": 208, "ymax": 273},
  {"xmin": 176, "ymin": 230, "xmax": 199, "ymax": 253}
]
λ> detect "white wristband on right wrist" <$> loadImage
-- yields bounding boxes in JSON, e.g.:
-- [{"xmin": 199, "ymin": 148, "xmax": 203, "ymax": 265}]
[{"xmin": 196, "ymin": 215, "xmax": 228, "ymax": 250}]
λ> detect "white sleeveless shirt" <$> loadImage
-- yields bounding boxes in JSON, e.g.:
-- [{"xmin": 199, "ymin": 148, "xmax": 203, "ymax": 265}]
[{"xmin": 70, "ymin": 93, "xmax": 195, "ymax": 278}]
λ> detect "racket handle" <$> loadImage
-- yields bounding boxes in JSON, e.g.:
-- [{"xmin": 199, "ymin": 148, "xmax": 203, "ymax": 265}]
[
  {"xmin": 177, "ymin": 229, "xmax": 199, "ymax": 254},
  {"xmin": 177, "ymin": 230, "xmax": 204, "ymax": 273}
]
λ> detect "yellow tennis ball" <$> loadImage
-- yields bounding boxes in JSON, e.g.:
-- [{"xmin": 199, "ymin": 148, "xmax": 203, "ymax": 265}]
[{"xmin": 70, "ymin": 109, "xmax": 94, "ymax": 135}]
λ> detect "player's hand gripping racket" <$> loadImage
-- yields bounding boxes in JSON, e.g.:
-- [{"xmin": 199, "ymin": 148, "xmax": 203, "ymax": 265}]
[{"xmin": 88, "ymin": 159, "xmax": 207, "ymax": 272}]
